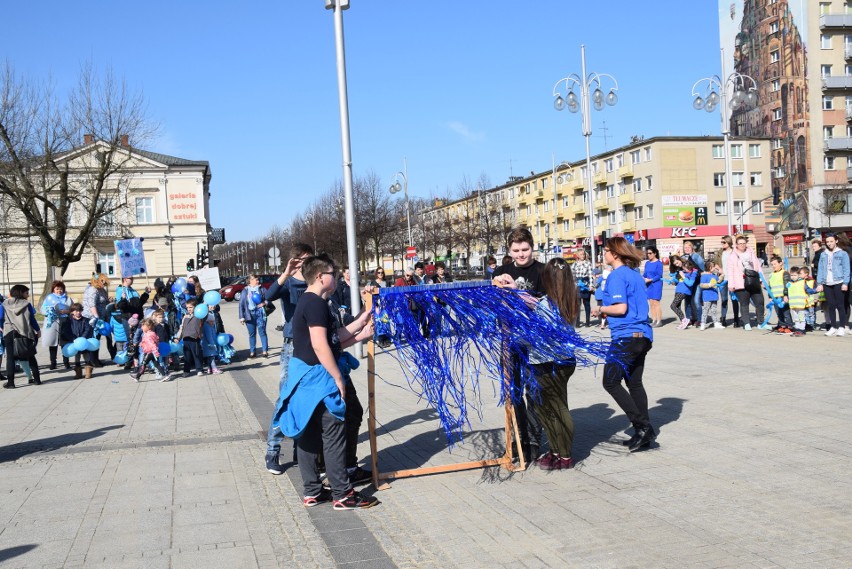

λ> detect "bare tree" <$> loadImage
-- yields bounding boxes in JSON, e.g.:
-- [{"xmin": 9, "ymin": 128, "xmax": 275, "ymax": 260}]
[
  {"xmin": 812, "ymin": 187, "xmax": 850, "ymax": 231},
  {"xmin": 453, "ymin": 175, "xmax": 478, "ymax": 262},
  {"xmin": 0, "ymin": 62, "xmax": 156, "ymax": 300}
]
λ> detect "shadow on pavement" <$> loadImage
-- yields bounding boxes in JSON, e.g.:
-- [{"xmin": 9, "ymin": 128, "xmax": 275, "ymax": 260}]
[
  {"xmin": 0, "ymin": 425, "xmax": 124, "ymax": 463},
  {"xmin": 0, "ymin": 545, "xmax": 37, "ymax": 563}
]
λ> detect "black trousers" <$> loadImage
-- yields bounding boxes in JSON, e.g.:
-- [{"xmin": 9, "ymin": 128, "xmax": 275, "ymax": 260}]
[
  {"xmin": 823, "ymin": 284, "xmax": 849, "ymax": 329},
  {"xmin": 3, "ymin": 332, "xmax": 40, "ymax": 385},
  {"xmin": 297, "ymin": 405, "xmax": 352, "ymax": 501},
  {"xmin": 182, "ymin": 338, "xmax": 203, "ymax": 373},
  {"xmin": 734, "ymin": 289, "xmax": 765, "ymax": 327},
  {"xmin": 602, "ymin": 337, "xmax": 652, "ymax": 431}
]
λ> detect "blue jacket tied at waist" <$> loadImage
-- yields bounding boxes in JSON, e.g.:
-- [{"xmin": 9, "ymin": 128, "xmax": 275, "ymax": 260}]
[{"xmin": 271, "ymin": 357, "xmax": 346, "ymax": 440}]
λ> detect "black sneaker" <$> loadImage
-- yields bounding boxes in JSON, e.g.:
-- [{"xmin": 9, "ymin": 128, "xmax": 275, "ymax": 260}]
[
  {"xmin": 333, "ymin": 490, "xmax": 378, "ymax": 510},
  {"xmin": 303, "ymin": 487, "xmax": 333, "ymax": 507},
  {"xmin": 348, "ymin": 467, "xmax": 373, "ymax": 485},
  {"xmin": 266, "ymin": 454, "xmax": 283, "ymax": 475}
]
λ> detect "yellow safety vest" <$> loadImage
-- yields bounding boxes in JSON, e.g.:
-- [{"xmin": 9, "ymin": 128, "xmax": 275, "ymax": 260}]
[
  {"xmin": 769, "ymin": 270, "xmax": 786, "ymax": 298},
  {"xmin": 787, "ymin": 280, "xmax": 807, "ymax": 310}
]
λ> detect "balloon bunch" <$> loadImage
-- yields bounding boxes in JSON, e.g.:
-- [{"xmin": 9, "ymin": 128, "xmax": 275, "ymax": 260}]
[
  {"xmin": 62, "ymin": 337, "xmax": 100, "ymax": 358},
  {"xmin": 216, "ymin": 332, "xmax": 236, "ymax": 363},
  {"xmin": 93, "ymin": 319, "xmax": 112, "ymax": 337},
  {"xmin": 42, "ymin": 297, "xmax": 69, "ymax": 328},
  {"xmin": 170, "ymin": 277, "xmax": 189, "ymax": 295}
]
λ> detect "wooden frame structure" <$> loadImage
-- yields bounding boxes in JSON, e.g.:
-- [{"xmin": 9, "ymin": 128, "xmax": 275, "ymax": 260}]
[{"xmin": 365, "ymin": 294, "xmax": 525, "ymax": 490}]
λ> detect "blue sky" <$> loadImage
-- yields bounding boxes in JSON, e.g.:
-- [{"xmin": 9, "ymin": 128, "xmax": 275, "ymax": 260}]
[{"xmin": 4, "ymin": 1, "xmax": 723, "ymax": 241}]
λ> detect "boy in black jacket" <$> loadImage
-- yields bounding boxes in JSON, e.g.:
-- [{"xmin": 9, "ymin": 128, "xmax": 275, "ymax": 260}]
[{"xmin": 60, "ymin": 303, "xmax": 94, "ymax": 379}]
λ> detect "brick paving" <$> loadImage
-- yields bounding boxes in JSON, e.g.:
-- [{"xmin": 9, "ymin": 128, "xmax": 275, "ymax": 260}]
[{"xmin": 0, "ymin": 294, "xmax": 850, "ymax": 568}]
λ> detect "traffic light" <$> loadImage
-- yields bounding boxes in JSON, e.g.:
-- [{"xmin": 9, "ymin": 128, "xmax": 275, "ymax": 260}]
[
  {"xmin": 186, "ymin": 258, "xmax": 195, "ymax": 271},
  {"xmin": 772, "ymin": 187, "xmax": 780, "ymax": 205},
  {"xmin": 197, "ymin": 247, "xmax": 208, "ymax": 268}
]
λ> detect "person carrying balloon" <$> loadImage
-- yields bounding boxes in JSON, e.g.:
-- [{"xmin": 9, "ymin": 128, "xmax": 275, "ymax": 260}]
[
  {"xmin": 59, "ymin": 303, "xmax": 95, "ymax": 379},
  {"xmin": 176, "ymin": 298, "xmax": 205, "ymax": 376},
  {"xmin": 239, "ymin": 274, "xmax": 269, "ymax": 358},
  {"xmin": 41, "ymin": 280, "xmax": 73, "ymax": 370},
  {"xmin": 130, "ymin": 318, "xmax": 173, "ymax": 382}
]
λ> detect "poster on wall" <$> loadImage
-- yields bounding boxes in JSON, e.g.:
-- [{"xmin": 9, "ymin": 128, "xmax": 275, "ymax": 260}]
[
  {"xmin": 663, "ymin": 207, "xmax": 708, "ymax": 227},
  {"xmin": 114, "ymin": 238, "xmax": 147, "ymax": 278}
]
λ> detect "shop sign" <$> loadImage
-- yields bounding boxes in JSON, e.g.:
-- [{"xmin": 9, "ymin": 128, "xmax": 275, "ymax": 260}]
[
  {"xmin": 661, "ymin": 194, "xmax": 708, "ymax": 206},
  {"xmin": 663, "ymin": 206, "xmax": 708, "ymax": 227},
  {"xmin": 783, "ymin": 234, "xmax": 803, "ymax": 244}
]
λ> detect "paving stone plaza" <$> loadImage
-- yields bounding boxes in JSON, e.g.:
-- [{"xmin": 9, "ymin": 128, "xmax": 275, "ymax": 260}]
[{"xmin": 0, "ymin": 296, "xmax": 850, "ymax": 569}]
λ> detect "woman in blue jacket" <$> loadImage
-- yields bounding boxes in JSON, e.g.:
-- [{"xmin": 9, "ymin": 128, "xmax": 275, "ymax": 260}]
[
  {"xmin": 643, "ymin": 246, "xmax": 663, "ymax": 327},
  {"xmin": 239, "ymin": 274, "xmax": 269, "ymax": 358},
  {"xmin": 592, "ymin": 237, "xmax": 655, "ymax": 452}
]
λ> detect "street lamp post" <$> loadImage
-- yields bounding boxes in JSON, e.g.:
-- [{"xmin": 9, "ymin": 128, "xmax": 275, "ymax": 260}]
[
  {"xmin": 389, "ymin": 157, "xmax": 414, "ymax": 251},
  {"xmin": 692, "ymin": 47, "xmax": 758, "ymax": 236},
  {"xmin": 552, "ymin": 45, "xmax": 618, "ymax": 265}
]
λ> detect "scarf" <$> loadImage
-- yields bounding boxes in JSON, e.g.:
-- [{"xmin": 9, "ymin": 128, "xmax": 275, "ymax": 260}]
[{"xmin": 247, "ymin": 285, "xmax": 261, "ymax": 311}]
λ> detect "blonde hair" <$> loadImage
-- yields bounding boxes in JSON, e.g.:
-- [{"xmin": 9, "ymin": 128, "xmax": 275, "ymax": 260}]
[{"xmin": 91, "ymin": 273, "xmax": 110, "ymax": 288}]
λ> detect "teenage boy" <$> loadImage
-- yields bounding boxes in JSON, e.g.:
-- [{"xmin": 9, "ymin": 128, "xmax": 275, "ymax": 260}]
[
  {"xmin": 272, "ymin": 254, "xmax": 377, "ymax": 510},
  {"xmin": 492, "ymin": 227, "xmax": 546, "ymax": 464},
  {"xmin": 264, "ymin": 242, "xmax": 313, "ymax": 474}
]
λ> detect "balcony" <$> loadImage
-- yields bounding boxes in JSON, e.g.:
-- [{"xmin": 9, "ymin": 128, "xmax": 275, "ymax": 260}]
[
  {"xmin": 592, "ymin": 172, "xmax": 607, "ymax": 186},
  {"xmin": 617, "ymin": 165, "xmax": 634, "ymax": 179},
  {"xmin": 620, "ymin": 221, "xmax": 636, "ymax": 232},
  {"xmin": 824, "ymin": 137, "xmax": 852, "ymax": 152},
  {"xmin": 821, "ymin": 75, "xmax": 852, "ymax": 90},
  {"xmin": 569, "ymin": 178, "xmax": 585, "ymax": 191},
  {"xmin": 594, "ymin": 197, "xmax": 609, "ymax": 211},
  {"xmin": 618, "ymin": 191, "xmax": 636, "ymax": 206},
  {"xmin": 820, "ymin": 14, "xmax": 852, "ymax": 29}
]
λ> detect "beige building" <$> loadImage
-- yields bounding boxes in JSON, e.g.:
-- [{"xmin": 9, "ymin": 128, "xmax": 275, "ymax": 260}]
[
  {"xmin": 0, "ymin": 140, "xmax": 216, "ymax": 299},
  {"xmin": 429, "ymin": 136, "xmax": 773, "ymax": 265}
]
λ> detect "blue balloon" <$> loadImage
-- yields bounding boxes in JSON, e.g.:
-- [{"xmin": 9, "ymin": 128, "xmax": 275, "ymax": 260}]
[
  {"xmin": 73, "ymin": 337, "xmax": 89, "ymax": 351},
  {"xmin": 217, "ymin": 333, "xmax": 230, "ymax": 346},
  {"xmin": 86, "ymin": 338, "xmax": 100, "ymax": 351},
  {"xmin": 175, "ymin": 277, "xmax": 188, "ymax": 291},
  {"xmin": 113, "ymin": 352, "xmax": 129, "ymax": 365},
  {"xmin": 158, "ymin": 342, "xmax": 171, "ymax": 356},
  {"xmin": 193, "ymin": 304, "xmax": 209, "ymax": 319},
  {"xmin": 170, "ymin": 341, "xmax": 184, "ymax": 356},
  {"xmin": 171, "ymin": 283, "xmax": 182, "ymax": 294},
  {"xmin": 54, "ymin": 302, "xmax": 69, "ymax": 314},
  {"xmin": 100, "ymin": 323, "xmax": 112, "ymax": 336},
  {"xmin": 43, "ymin": 296, "xmax": 60, "ymax": 309},
  {"xmin": 227, "ymin": 334, "xmax": 234, "ymax": 345},
  {"xmin": 203, "ymin": 291, "xmax": 222, "ymax": 305},
  {"xmin": 251, "ymin": 292, "xmax": 262, "ymax": 304},
  {"xmin": 62, "ymin": 344, "xmax": 79, "ymax": 358}
]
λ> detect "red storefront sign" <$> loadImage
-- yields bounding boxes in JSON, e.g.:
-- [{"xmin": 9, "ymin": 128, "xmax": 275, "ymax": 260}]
[
  {"xmin": 644, "ymin": 225, "xmax": 754, "ymax": 240},
  {"xmin": 783, "ymin": 234, "xmax": 803, "ymax": 244}
]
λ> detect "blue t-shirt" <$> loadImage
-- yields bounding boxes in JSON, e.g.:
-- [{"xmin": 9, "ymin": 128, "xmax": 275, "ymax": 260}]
[
  {"xmin": 700, "ymin": 273, "xmax": 719, "ymax": 302},
  {"xmin": 602, "ymin": 265, "xmax": 652, "ymax": 341},
  {"xmin": 675, "ymin": 269, "xmax": 697, "ymax": 296}
]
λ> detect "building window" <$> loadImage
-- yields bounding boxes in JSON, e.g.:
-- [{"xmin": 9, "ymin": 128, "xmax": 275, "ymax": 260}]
[
  {"xmin": 751, "ymin": 200, "xmax": 763, "ymax": 214},
  {"xmin": 712, "ymin": 144, "xmax": 725, "ymax": 158},
  {"xmin": 825, "ymin": 126, "xmax": 835, "ymax": 140},
  {"xmin": 771, "ymin": 79, "xmax": 780, "ymax": 92},
  {"xmin": 644, "ymin": 147, "xmax": 652, "ymax": 161},
  {"xmin": 544, "ymin": 200, "xmax": 550, "ymax": 212},
  {"xmin": 582, "ymin": 191, "xmax": 589, "ymax": 204},
  {"xmin": 824, "ymin": 96, "xmax": 835, "ymax": 110},
  {"xmin": 633, "ymin": 178, "xmax": 642, "ymax": 192},
  {"xmin": 525, "ymin": 184, "xmax": 530, "ymax": 194},
  {"xmin": 713, "ymin": 173, "xmax": 726, "ymax": 187},
  {"xmin": 604, "ymin": 158, "xmax": 614, "ymax": 173},
  {"xmin": 770, "ymin": 50, "xmax": 780, "ymax": 63},
  {"xmin": 822, "ymin": 34, "xmax": 833, "ymax": 49},
  {"xmin": 821, "ymin": 64, "xmax": 833, "ymax": 78},
  {"xmin": 542, "ymin": 178, "xmax": 548, "ymax": 189},
  {"xmin": 771, "ymin": 139, "xmax": 782, "ymax": 150},
  {"xmin": 748, "ymin": 144, "xmax": 761, "ymax": 158},
  {"xmin": 509, "ymin": 188, "xmax": 514, "ymax": 199},
  {"xmin": 825, "ymin": 156, "xmax": 836, "ymax": 170},
  {"xmin": 733, "ymin": 200, "xmax": 745, "ymax": 215},
  {"xmin": 769, "ymin": 22, "xmax": 779, "ymax": 34},
  {"xmin": 135, "ymin": 197, "xmax": 154, "ymax": 224},
  {"xmin": 750, "ymin": 172, "xmax": 763, "ymax": 186},
  {"xmin": 635, "ymin": 206, "xmax": 644, "ymax": 220},
  {"xmin": 616, "ymin": 154, "xmax": 624, "ymax": 167},
  {"xmin": 773, "ymin": 108, "xmax": 782, "ymax": 120},
  {"xmin": 562, "ymin": 196, "xmax": 570, "ymax": 207},
  {"xmin": 730, "ymin": 144, "xmax": 743, "ymax": 159},
  {"xmin": 645, "ymin": 176, "xmax": 653, "ymax": 191},
  {"xmin": 562, "ymin": 220, "xmax": 569, "ymax": 231},
  {"xmin": 584, "ymin": 216, "xmax": 591, "ymax": 228},
  {"xmin": 98, "ymin": 252, "xmax": 117, "ymax": 277},
  {"xmin": 820, "ymin": 2, "xmax": 830, "ymax": 15},
  {"xmin": 630, "ymin": 150, "xmax": 641, "ymax": 164},
  {"xmin": 646, "ymin": 204, "xmax": 654, "ymax": 218},
  {"xmin": 732, "ymin": 172, "xmax": 744, "ymax": 186},
  {"xmin": 526, "ymin": 205, "xmax": 531, "ymax": 216},
  {"xmin": 607, "ymin": 211, "xmax": 616, "ymax": 225},
  {"xmin": 606, "ymin": 184, "xmax": 615, "ymax": 198},
  {"xmin": 715, "ymin": 201, "xmax": 727, "ymax": 215}
]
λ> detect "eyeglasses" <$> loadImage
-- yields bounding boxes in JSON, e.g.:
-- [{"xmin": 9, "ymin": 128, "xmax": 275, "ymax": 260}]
[{"xmin": 321, "ymin": 271, "xmax": 337, "ymax": 277}]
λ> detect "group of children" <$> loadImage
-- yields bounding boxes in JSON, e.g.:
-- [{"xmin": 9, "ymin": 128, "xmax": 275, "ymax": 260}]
[{"xmin": 668, "ymin": 257, "xmax": 728, "ymax": 331}]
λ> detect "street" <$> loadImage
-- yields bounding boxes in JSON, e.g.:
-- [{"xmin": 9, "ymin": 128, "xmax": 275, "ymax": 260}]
[{"xmin": 0, "ymin": 292, "xmax": 849, "ymax": 569}]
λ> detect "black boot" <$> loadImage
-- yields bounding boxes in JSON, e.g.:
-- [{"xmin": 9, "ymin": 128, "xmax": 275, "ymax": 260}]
[
  {"xmin": 63, "ymin": 357, "xmax": 71, "ymax": 369},
  {"xmin": 49, "ymin": 346, "xmax": 58, "ymax": 370},
  {"xmin": 628, "ymin": 425, "xmax": 657, "ymax": 452}
]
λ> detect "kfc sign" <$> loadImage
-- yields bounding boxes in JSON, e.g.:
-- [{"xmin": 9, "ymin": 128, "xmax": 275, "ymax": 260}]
[{"xmin": 670, "ymin": 227, "xmax": 698, "ymax": 237}]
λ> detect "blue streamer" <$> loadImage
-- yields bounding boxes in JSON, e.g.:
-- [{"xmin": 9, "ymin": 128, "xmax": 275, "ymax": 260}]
[{"xmin": 374, "ymin": 281, "xmax": 610, "ymax": 446}]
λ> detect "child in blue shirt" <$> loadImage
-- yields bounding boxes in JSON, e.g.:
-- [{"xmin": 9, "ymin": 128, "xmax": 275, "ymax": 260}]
[
  {"xmin": 670, "ymin": 258, "xmax": 697, "ymax": 329},
  {"xmin": 699, "ymin": 261, "xmax": 724, "ymax": 330}
]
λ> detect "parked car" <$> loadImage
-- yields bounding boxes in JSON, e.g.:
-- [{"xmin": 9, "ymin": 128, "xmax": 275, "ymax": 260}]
[{"xmin": 219, "ymin": 274, "xmax": 277, "ymax": 301}]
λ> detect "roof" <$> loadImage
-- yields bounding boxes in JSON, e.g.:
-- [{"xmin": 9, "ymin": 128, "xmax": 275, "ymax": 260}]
[{"xmin": 124, "ymin": 147, "xmax": 209, "ymax": 168}]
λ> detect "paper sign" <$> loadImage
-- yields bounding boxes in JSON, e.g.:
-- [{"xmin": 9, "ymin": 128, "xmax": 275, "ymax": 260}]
[
  {"xmin": 114, "ymin": 238, "xmax": 147, "ymax": 278},
  {"xmin": 188, "ymin": 267, "xmax": 222, "ymax": 292}
]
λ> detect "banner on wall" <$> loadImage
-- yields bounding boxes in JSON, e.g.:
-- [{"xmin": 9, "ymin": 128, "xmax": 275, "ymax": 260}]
[
  {"xmin": 114, "ymin": 238, "xmax": 147, "ymax": 278},
  {"xmin": 663, "ymin": 207, "xmax": 708, "ymax": 227}
]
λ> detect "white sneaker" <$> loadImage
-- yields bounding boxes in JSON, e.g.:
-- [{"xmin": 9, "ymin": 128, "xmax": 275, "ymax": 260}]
[
  {"xmin": 837, "ymin": 327, "xmax": 846, "ymax": 337},
  {"xmin": 714, "ymin": 323, "xmax": 725, "ymax": 329},
  {"xmin": 154, "ymin": 373, "xmax": 163, "ymax": 381},
  {"xmin": 825, "ymin": 327, "xmax": 837, "ymax": 336},
  {"xmin": 677, "ymin": 318, "xmax": 689, "ymax": 330},
  {"xmin": 699, "ymin": 323, "xmax": 706, "ymax": 331},
  {"xmin": 744, "ymin": 324, "xmax": 752, "ymax": 331}
]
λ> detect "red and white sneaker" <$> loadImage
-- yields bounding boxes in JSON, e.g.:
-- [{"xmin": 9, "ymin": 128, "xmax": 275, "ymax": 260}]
[{"xmin": 333, "ymin": 490, "xmax": 379, "ymax": 510}]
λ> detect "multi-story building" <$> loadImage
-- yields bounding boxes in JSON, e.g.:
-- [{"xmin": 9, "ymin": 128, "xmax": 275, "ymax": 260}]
[
  {"xmin": 0, "ymin": 137, "xmax": 217, "ymax": 298},
  {"xmin": 721, "ymin": 0, "xmax": 852, "ymax": 260},
  {"xmin": 427, "ymin": 136, "xmax": 772, "ymax": 266}
]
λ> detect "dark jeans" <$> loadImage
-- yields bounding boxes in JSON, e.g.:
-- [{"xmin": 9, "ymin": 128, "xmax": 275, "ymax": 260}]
[
  {"xmin": 344, "ymin": 382, "xmax": 364, "ymax": 469},
  {"xmin": 602, "ymin": 337, "xmax": 652, "ymax": 431},
  {"xmin": 529, "ymin": 363, "xmax": 576, "ymax": 458},
  {"xmin": 136, "ymin": 353, "xmax": 167, "ymax": 377},
  {"xmin": 734, "ymin": 289, "xmax": 765, "ymax": 326},
  {"xmin": 578, "ymin": 294, "xmax": 591, "ymax": 326},
  {"xmin": 297, "ymin": 405, "xmax": 352, "ymax": 501},
  {"xmin": 823, "ymin": 284, "xmax": 849, "ymax": 329},
  {"xmin": 3, "ymin": 332, "xmax": 40, "ymax": 385},
  {"xmin": 182, "ymin": 338, "xmax": 203, "ymax": 373},
  {"xmin": 719, "ymin": 287, "xmax": 739, "ymax": 323},
  {"xmin": 267, "ymin": 341, "xmax": 294, "ymax": 457}
]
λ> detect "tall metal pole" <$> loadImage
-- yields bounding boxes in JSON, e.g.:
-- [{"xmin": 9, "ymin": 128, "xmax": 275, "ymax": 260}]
[
  {"xmin": 719, "ymin": 48, "xmax": 736, "ymax": 236},
  {"xmin": 580, "ymin": 46, "xmax": 598, "ymax": 265},
  {"xmin": 329, "ymin": 0, "xmax": 362, "ymax": 356},
  {"xmin": 403, "ymin": 157, "xmax": 413, "ymax": 248}
]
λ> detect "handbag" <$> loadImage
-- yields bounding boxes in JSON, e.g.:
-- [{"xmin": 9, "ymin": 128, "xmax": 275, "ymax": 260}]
[
  {"xmin": 263, "ymin": 302, "xmax": 277, "ymax": 316},
  {"xmin": 743, "ymin": 269, "xmax": 762, "ymax": 293},
  {"xmin": 13, "ymin": 332, "xmax": 37, "ymax": 359}
]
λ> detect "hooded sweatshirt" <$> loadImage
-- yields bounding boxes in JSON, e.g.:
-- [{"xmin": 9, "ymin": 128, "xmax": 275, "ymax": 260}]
[{"xmin": 1, "ymin": 298, "xmax": 40, "ymax": 339}]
